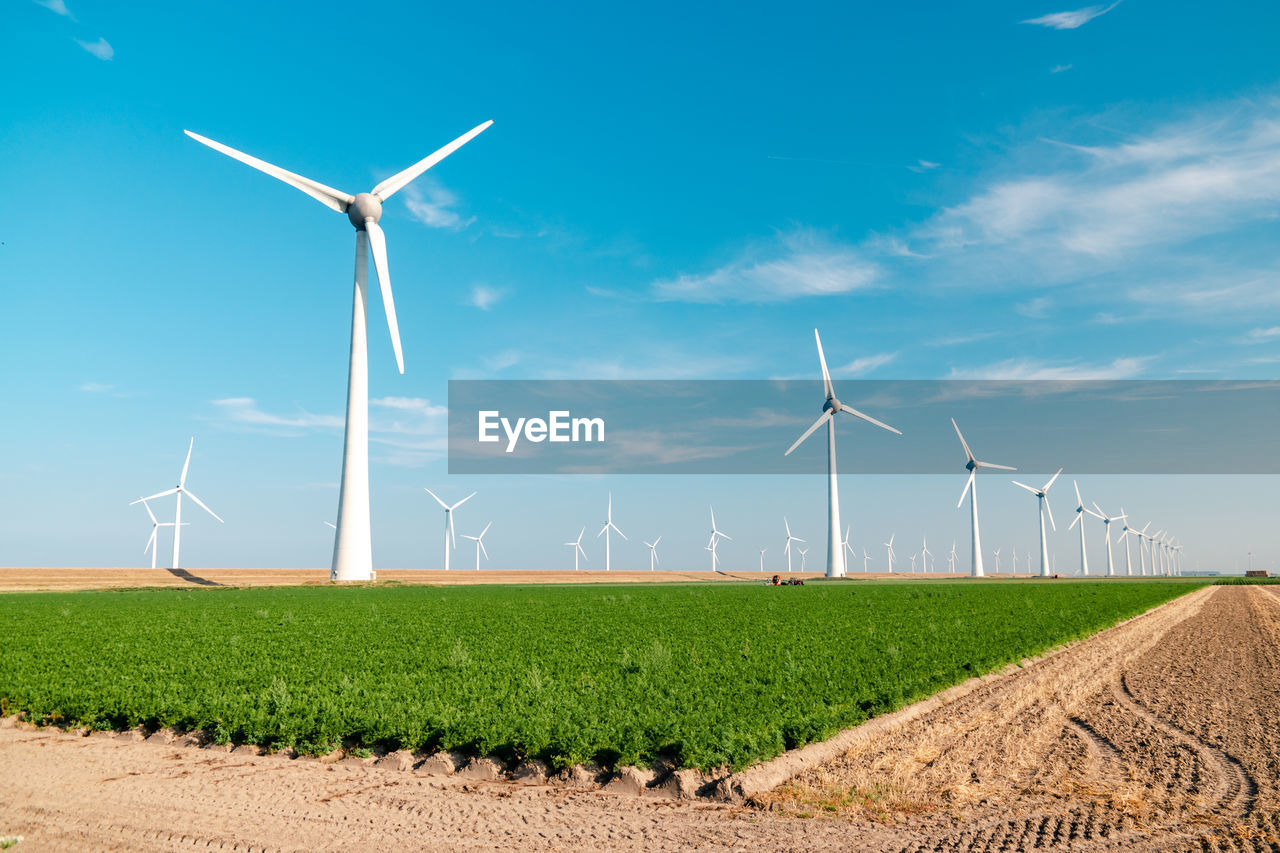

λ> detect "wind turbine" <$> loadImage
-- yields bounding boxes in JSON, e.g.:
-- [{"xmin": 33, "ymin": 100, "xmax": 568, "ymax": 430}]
[
  {"xmin": 862, "ymin": 548, "xmax": 872, "ymax": 572},
  {"xmin": 947, "ymin": 540, "xmax": 957, "ymax": 573},
  {"xmin": 1133, "ymin": 521, "xmax": 1151, "ymax": 575},
  {"xmin": 184, "ymin": 121, "xmax": 493, "ymax": 582},
  {"xmin": 1118, "ymin": 513, "xmax": 1141, "ymax": 576},
  {"xmin": 137, "ymin": 498, "xmax": 184, "ymax": 570},
  {"xmin": 798, "ymin": 547, "xmax": 808, "ymax": 571},
  {"xmin": 909, "ymin": 552, "xmax": 919, "ymax": 572},
  {"xmin": 952, "ymin": 419, "xmax": 1016, "ymax": 577},
  {"xmin": 130, "ymin": 438, "xmax": 223, "ymax": 570},
  {"xmin": 645, "ymin": 536, "xmax": 662, "ymax": 572},
  {"xmin": 992, "ymin": 548, "xmax": 1002, "ymax": 573},
  {"xmin": 757, "ymin": 547, "xmax": 767, "ymax": 572},
  {"xmin": 785, "ymin": 329, "xmax": 901, "ymax": 578},
  {"xmin": 459, "ymin": 522, "xmax": 492, "ymax": 571},
  {"xmin": 1011, "ymin": 468, "xmax": 1061, "ymax": 578},
  {"xmin": 842, "ymin": 525, "xmax": 857, "ymax": 567},
  {"xmin": 564, "ymin": 527, "xmax": 587, "ymax": 571},
  {"xmin": 884, "ymin": 533, "xmax": 897, "ymax": 573},
  {"xmin": 597, "ymin": 493, "xmax": 627, "ymax": 571},
  {"xmin": 922, "ymin": 536, "xmax": 933, "ymax": 574},
  {"xmin": 708, "ymin": 506, "xmax": 731, "ymax": 571},
  {"xmin": 1011, "ymin": 545, "xmax": 1018, "ymax": 575},
  {"xmin": 424, "ymin": 488, "xmax": 475, "ymax": 571},
  {"xmin": 1068, "ymin": 481, "xmax": 1099, "ymax": 576},
  {"xmin": 783, "ymin": 517, "xmax": 805, "ymax": 572},
  {"xmin": 1092, "ymin": 502, "xmax": 1127, "ymax": 577},
  {"xmin": 1148, "ymin": 529, "xmax": 1165, "ymax": 575}
]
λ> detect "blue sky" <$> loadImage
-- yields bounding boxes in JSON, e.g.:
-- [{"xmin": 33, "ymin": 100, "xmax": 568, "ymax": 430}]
[{"xmin": 3, "ymin": 0, "xmax": 1279, "ymax": 572}]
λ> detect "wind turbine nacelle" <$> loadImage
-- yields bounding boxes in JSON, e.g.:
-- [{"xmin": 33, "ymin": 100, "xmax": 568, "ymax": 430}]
[
  {"xmin": 822, "ymin": 397, "xmax": 841, "ymax": 414},
  {"xmin": 347, "ymin": 193, "xmax": 383, "ymax": 229}
]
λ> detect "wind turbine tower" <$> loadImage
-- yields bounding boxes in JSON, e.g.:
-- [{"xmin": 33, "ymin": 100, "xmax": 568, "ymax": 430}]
[
  {"xmin": 185, "ymin": 121, "xmax": 492, "ymax": 581},
  {"xmin": 951, "ymin": 419, "xmax": 1016, "ymax": 577},
  {"xmin": 424, "ymin": 488, "xmax": 475, "ymax": 571},
  {"xmin": 785, "ymin": 329, "xmax": 901, "ymax": 578}
]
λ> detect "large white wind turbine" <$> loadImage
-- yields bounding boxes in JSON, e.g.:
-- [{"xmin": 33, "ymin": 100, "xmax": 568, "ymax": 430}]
[
  {"xmin": 708, "ymin": 506, "xmax": 731, "ymax": 571},
  {"xmin": 1118, "ymin": 513, "xmax": 1142, "ymax": 576},
  {"xmin": 922, "ymin": 536, "xmax": 933, "ymax": 574},
  {"xmin": 185, "ymin": 121, "xmax": 492, "ymax": 582},
  {"xmin": 884, "ymin": 533, "xmax": 897, "ymax": 573},
  {"xmin": 842, "ymin": 525, "xmax": 857, "ymax": 567},
  {"xmin": 862, "ymin": 548, "xmax": 872, "ymax": 572},
  {"xmin": 460, "ymin": 521, "xmax": 492, "ymax": 571},
  {"xmin": 1011, "ymin": 467, "xmax": 1061, "ymax": 577},
  {"xmin": 1133, "ymin": 521, "xmax": 1152, "ymax": 575},
  {"xmin": 1091, "ymin": 502, "xmax": 1127, "ymax": 577},
  {"xmin": 992, "ymin": 548, "xmax": 1002, "ymax": 573},
  {"xmin": 424, "ymin": 488, "xmax": 475, "ymax": 571},
  {"xmin": 952, "ymin": 419, "xmax": 1016, "ymax": 578},
  {"xmin": 645, "ymin": 536, "xmax": 662, "ymax": 572},
  {"xmin": 1068, "ymin": 481, "xmax": 1097, "ymax": 576},
  {"xmin": 758, "ymin": 547, "xmax": 768, "ymax": 572},
  {"xmin": 564, "ymin": 527, "xmax": 588, "ymax": 571},
  {"xmin": 597, "ymin": 493, "xmax": 627, "ymax": 571},
  {"xmin": 785, "ymin": 329, "xmax": 901, "ymax": 578},
  {"xmin": 137, "ymin": 498, "xmax": 185, "ymax": 570},
  {"xmin": 131, "ymin": 438, "xmax": 223, "ymax": 570},
  {"xmin": 783, "ymin": 517, "xmax": 805, "ymax": 572},
  {"xmin": 947, "ymin": 540, "xmax": 957, "ymax": 573}
]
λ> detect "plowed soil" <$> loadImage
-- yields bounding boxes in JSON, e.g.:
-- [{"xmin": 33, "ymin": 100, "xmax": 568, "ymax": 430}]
[{"xmin": 2, "ymin": 584, "xmax": 1276, "ymax": 852}]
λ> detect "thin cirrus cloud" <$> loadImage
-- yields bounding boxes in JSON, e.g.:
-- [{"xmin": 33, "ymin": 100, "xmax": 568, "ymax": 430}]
[
  {"xmin": 401, "ymin": 179, "xmax": 475, "ymax": 230},
  {"xmin": 33, "ymin": 0, "xmax": 75, "ymax": 18},
  {"xmin": 468, "ymin": 283, "xmax": 505, "ymax": 310},
  {"xmin": 651, "ymin": 228, "xmax": 879, "ymax": 303},
  {"xmin": 834, "ymin": 352, "xmax": 897, "ymax": 377},
  {"xmin": 74, "ymin": 37, "xmax": 113, "ymax": 60},
  {"xmin": 1022, "ymin": 2, "xmax": 1121, "ymax": 30},
  {"xmin": 947, "ymin": 356, "xmax": 1152, "ymax": 380}
]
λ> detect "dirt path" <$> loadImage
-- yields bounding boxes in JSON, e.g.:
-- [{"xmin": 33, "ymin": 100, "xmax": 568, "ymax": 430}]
[{"xmin": 2, "ymin": 585, "xmax": 1276, "ymax": 851}]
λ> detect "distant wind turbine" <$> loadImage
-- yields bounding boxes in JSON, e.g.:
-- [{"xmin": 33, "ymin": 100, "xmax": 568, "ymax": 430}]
[
  {"xmin": 708, "ymin": 506, "xmax": 730, "ymax": 571},
  {"xmin": 909, "ymin": 552, "xmax": 919, "ymax": 572},
  {"xmin": 424, "ymin": 488, "xmax": 476, "ymax": 571},
  {"xmin": 785, "ymin": 329, "xmax": 901, "ymax": 577},
  {"xmin": 645, "ymin": 536, "xmax": 662, "ymax": 571},
  {"xmin": 597, "ymin": 493, "xmax": 627, "ymax": 571},
  {"xmin": 1011, "ymin": 468, "xmax": 1061, "ymax": 577},
  {"xmin": 842, "ymin": 525, "xmax": 857, "ymax": 566},
  {"xmin": 798, "ymin": 547, "xmax": 808, "ymax": 571},
  {"xmin": 137, "ymin": 498, "xmax": 185, "ymax": 569},
  {"xmin": 952, "ymin": 419, "xmax": 1016, "ymax": 577},
  {"xmin": 947, "ymin": 540, "xmax": 957, "ymax": 573},
  {"xmin": 460, "ymin": 522, "xmax": 492, "ymax": 571},
  {"xmin": 922, "ymin": 536, "xmax": 933, "ymax": 574},
  {"xmin": 130, "ymin": 438, "xmax": 223, "ymax": 570},
  {"xmin": 884, "ymin": 533, "xmax": 897, "ymax": 573},
  {"xmin": 1068, "ymin": 481, "xmax": 1097, "ymax": 576},
  {"xmin": 758, "ymin": 547, "xmax": 768, "ymax": 572},
  {"xmin": 1092, "ymin": 502, "xmax": 1127, "ymax": 577},
  {"xmin": 564, "ymin": 527, "xmax": 587, "ymax": 571},
  {"xmin": 992, "ymin": 547, "xmax": 1002, "ymax": 573},
  {"xmin": 783, "ymin": 517, "xmax": 805, "ymax": 572},
  {"xmin": 184, "ymin": 120, "xmax": 492, "ymax": 581},
  {"xmin": 1118, "ymin": 513, "xmax": 1142, "ymax": 576},
  {"xmin": 862, "ymin": 548, "xmax": 872, "ymax": 572}
]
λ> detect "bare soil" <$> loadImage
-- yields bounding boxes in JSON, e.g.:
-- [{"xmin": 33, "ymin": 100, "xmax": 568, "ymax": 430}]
[{"xmin": 1, "ymin": 584, "xmax": 1275, "ymax": 851}]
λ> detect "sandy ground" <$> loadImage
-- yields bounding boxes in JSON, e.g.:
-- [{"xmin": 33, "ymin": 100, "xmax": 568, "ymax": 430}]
[
  {"xmin": 0, "ymin": 567, "xmax": 957, "ymax": 592},
  {"xmin": 1, "ymin": 585, "xmax": 1274, "ymax": 851}
]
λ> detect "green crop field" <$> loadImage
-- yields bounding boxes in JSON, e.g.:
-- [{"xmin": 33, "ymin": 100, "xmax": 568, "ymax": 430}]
[{"xmin": 0, "ymin": 580, "xmax": 1199, "ymax": 771}]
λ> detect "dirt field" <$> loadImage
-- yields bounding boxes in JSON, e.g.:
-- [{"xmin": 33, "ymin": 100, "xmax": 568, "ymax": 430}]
[
  {"xmin": 1, "ymin": 584, "xmax": 1275, "ymax": 851},
  {"xmin": 0, "ymin": 566, "xmax": 966, "ymax": 592}
]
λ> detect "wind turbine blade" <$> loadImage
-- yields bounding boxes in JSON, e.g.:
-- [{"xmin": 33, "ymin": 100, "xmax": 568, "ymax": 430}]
[
  {"xmin": 180, "ymin": 437, "xmax": 194, "ymax": 487},
  {"xmin": 578, "ymin": 546, "xmax": 588, "ymax": 562},
  {"xmin": 1043, "ymin": 467, "xmax": 1063, "ymax": 492},
  {"xmin": 478, "ymin": 540, "xmax": 488, "ymax": 560},
  {"xmin": 793, "ymin": 536, "xmax": 805, "ymax": 543},
  {"xmin": 144, "ymin": 528, "xmax": 156, "ymax": 555},
  {"xmin": 840, "ymin": 406, "xmax": 901, "ymax": 435},
  {"xmin": 1045, "ymin": 496, "xmax": 1056, "ymax": 531},
  {"xmin": 1010, "ymin": 480, "xmax": 1039, "ymax": 495},
  {"xmin": 132, "ymin": 488, "xmax": 178, "ymax": 504},
  {"xmin": 364, "ymin": 221, "xmax": 404, "ymax": 375},
  {"xmin": 598, "ymin": 524, "xmax": 608, "ymax": 537},
  {"xmin": 451, "ymin": 492, "xmax": 477, "ymax": 510},
  {"xmin": 974, "ymin": 460, "xmax": 1017, "ymax": 471},
  {"xmin": 1069, "ymin": 512, "xmax": 1081, "ymax": 530},
  {"xmin": 576, "ymin": 526, "xmax": 585, "ymax": 544},
  {"xmin": 612, "ymin": 523, "xmax": 629, "ymax": 541},
  {"xmin": 1074, "ymin": 480, "xmax": 1083, "ymax": 506},
  {"xmin": 957, "ymin": 470, "xmax": 974, "ymax": 508},
  {"xmin": 424, "ymin": 487, "xmax": 449, "ymax": 509},
  {"xmin": 785, "ymin": 411, "xmax": 832, "ymax": 456},
  {"xmin": 449, "ymin": 512, "xmax": 457, "ymax": 548},
  {"xmin": 324, "ymin": 521, "xmax": 337, "ymax": 529},
  {"xmin": 139, "ymin": 498, "xmax": 158, "ymax": 525},
  {"xmin": 183, "ymin": 130, "xmax": 353, "ymax": 213},
  {"xmin": 1084, "ymin": 507, "xmax": 1104, "ymax": 520},
  {"xmin": 814, "ymin": 329, "xmax": 834, "ymax": 399},
  {"xmin": 480, "ymin": 521, "xmax": 492, "ymax": 539},
  {"xmin": 653, "ymin": 535, "xmax": 662, "ymax": 546},
  {"xmin": 951, "ymin": 418, "xmax": 975, "ymax": 462},
  {"xmin": 182, "ymin": 490, "xmax": 224, "ymax": 523},
  {"xmin": 371, "ymin": 120, "xmax": 494, "ymax": 202},
  {"xmin": 1092, "ymin": 501, "xmax": 1106, "ymax": 518}
]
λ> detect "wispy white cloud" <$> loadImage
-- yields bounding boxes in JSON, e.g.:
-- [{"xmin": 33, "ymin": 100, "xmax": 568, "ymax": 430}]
[
  {"xmin": 1022, "ymin": 2, "xmax": 1120, "ymax": 30},
  {"xmin": 1015, "ymin": 295, "xmax": 1053, "ymax": 318},
  {"xmin": 834, "ymin": 352, "xmax": 897, "ymax": 377},
  {"xmin": 401, "ymin": 179, "xmax": 474, "ymax": 230},
  {"xmin": 75, "ymin": 37, "xmax": 113, "ymax": 60},
  {"xmin": 1051, "ymin": 63, "xmax": 1074, "ymax": 74},
  {"xmin": 212, "ymin": 398, "xmax": 342, "ymax": 430},
  {"xmin": 948, "ymin": 356, "xmax": 1152, "ymax": 380},
  {"xmin": 907, "ymin": 159, "xmax": 941, "ymax": 173},
  {"xmin": 652, "ymin": 228, "xmax": 879, "ymax": 303},
  {"xmin": 77, "ymin": 382, "xmax": 138, "ymax": 398},
  {"xmin": 468, "ymin": 283, "xmax": 505, "ymax": 310},
  {"xmin": 34, "ymin": 0, "xmax": 74, "ymax": 19},
  {"xmin": 1245, "ymin": 326, "xmax": 1280, "ymax": 341}
]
